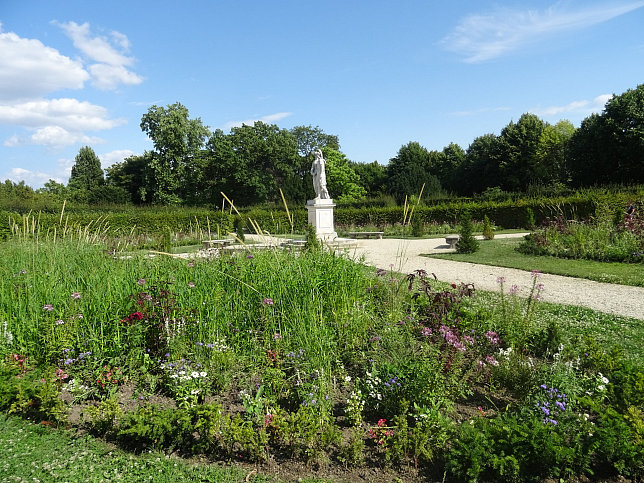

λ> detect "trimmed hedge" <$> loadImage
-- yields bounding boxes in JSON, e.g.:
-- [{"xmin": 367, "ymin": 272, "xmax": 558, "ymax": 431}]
[{"xmin": 1, "ymin": 192, "xmax": 640, "ymax": 237}]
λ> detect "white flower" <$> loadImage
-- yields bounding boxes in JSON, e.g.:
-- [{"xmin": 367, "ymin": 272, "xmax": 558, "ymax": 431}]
[
  {"xmin": 200, "ymin": 371, "xmax": 207, "ymax": 377},
  {"xmin": 191, "ymin": 371, "xmax": 200, "ymax": 378},
  {"xmin": 344, "ymin": 375, "xmax": 352, "ymax": 382}
]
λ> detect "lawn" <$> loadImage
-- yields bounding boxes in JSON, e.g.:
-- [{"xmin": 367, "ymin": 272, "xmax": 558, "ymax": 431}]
[{"xmin": 425, "ymin": 237, "xmax": 644, "ymax": 287}]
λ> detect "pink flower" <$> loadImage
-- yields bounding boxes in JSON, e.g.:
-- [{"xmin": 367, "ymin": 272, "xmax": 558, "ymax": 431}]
[
  {"xmin": 531, "ymin": 270, "xmax": 541, "ymax": 278},
  {"xmin": 188, "ymin": 282, "xmax": 195, "ymax": 288},
  {"xmin": 262, "ymin": 298, "xmax": 274, "ymax": 306},
  {"xmin": 187, "ymin": 261, "xmax": 195, "ymax": 267},
  {"xmin": 43, "ymin": 304, "xmax": 54, "ymax": 311},
  {"xmin": 137, "ymin": 278, "xmax": 146, "ymax": 285},
  {"xmin": 71, "ymin": 292, "xmax": 81, "ymax": 299},
  {"xmin": 496, "ymin": 276, "xmax": 506, "ymax": 285}
]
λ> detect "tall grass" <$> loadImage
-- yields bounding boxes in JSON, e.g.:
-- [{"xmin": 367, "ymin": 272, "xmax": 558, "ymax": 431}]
[{"xmin": 0, "ymin": 238, "xmax": 375, "ymax": 377}]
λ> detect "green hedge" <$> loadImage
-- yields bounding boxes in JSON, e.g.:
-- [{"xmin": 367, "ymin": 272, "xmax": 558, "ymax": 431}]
[{"xmin": 1, "ymin": 192, "xmax": 639, "ymax": 237}]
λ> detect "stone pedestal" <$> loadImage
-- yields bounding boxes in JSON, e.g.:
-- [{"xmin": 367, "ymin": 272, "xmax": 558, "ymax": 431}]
[{"xmin": 306, "ymin": 198, "xmax": 337, "ymax": 240}]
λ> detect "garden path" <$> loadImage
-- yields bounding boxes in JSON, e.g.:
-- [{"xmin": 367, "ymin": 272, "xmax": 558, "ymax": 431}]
[{"xmin": 348, "ymin": 235, "xmax": 644, "ymax": 321}]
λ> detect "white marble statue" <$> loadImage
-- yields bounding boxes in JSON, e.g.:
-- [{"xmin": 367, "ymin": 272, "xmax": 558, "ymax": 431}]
[{"xmin": 311, "ymin": 149, "xmax": 330, "ymax": 200}]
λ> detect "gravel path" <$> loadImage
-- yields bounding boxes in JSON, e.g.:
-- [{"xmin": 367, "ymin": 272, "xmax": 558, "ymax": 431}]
[{"xmin": 347, "ymin": 235, "xmax": 644, "ymax": 321}]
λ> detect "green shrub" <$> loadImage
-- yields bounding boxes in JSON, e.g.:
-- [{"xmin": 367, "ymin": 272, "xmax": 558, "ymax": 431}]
[
  {"xmin": 482, "ymin": 214, "xmax": 495, "ymax": 240},
  {"xmin": 456, "ymin": 212, "xmax": 479, "ymax": 254}
]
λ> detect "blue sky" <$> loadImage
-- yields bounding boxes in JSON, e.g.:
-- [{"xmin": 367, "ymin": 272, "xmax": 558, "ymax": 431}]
[{"xmin": 1, "ymin": 0, "xmax": 643, "ymax": 188}]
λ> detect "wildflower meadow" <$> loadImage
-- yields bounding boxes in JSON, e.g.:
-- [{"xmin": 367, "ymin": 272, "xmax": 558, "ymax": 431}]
[{"xmin": 1, "ymin": 233, "xmax": 643, "ymax": 482}]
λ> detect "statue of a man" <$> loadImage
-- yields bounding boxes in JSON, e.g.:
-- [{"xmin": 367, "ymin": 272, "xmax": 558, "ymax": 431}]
[{"xmin": 311, "ymin": 149, "xmax": 330, "ymax": 200}]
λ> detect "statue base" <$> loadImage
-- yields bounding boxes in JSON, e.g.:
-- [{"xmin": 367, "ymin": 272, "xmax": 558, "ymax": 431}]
[{"xmin": 306, "ymin": 198, "xmax": 337, "ymax": 240}]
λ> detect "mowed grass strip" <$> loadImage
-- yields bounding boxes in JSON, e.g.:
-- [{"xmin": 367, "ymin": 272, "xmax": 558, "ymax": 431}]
[
  {"xmin": 425, "ymin": 237, "xmax": 644, "ymax": 287},
  {"xmin": 0, "ymin": 414, "xmax": 272, "ymax": 483}
]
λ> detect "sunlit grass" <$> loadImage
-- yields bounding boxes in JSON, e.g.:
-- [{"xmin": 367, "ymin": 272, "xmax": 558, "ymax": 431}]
[
  {"xmin": 426, "ymin": 237, "xmax": 644, "ymax": 287},
  {"xmin": 0, "ymin": 414, "xmax": 270, "ymax": 482}
]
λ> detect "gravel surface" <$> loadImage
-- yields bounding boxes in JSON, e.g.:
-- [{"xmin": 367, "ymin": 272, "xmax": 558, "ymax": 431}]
[{"xmin": 347, "ymin": 235, "xmax": 644, "ymax": 321}]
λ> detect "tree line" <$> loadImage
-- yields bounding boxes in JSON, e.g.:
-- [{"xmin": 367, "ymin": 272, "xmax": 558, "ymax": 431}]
[{"xmin": 5, "ymin": 83, "xmax": 643, "ymax": 208}]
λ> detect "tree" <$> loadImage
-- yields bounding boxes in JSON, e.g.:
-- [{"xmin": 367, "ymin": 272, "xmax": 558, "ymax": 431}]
[
  {"xmin": 462, "ymin": 134, "xmax": 502, "ymax": 195},
  {"xmin": 436, "ymin": 143, "xmax": 466, "ymax": 193},
  {"xmin": 601, "ymin": 84, "xmax": 644, "ymax": 183},
  {"xmin": 536, "ymin": 120, "xmax": 575, "ymax": 186},
  {"xmin": 350, "ymin": 160, "xmax": 387, "ymax": 197},
  {"xmin": 38, "ymin": 180, "xmax": 69, "ymax": 199},
  {"xmin": 386, "ymin": 142, "xmax": 441, "ymax": 205},
  {"xmin": 290, "ymin": 125, "xmax": 339, "ymax": 159},
  {"xmin": 68, "ymin": 146, "xmax": 104, "ymax": 192},
  {"xmin": 322, "ymin": 148, "xmax": 367, "ymax": 202},
  {"xmin": 497, "ymin": 114, "xmax": 548, "ymax": 191},
  {"xmin": 140, "ymin": 103, "xmax": 209, "ymax": 204},
  {"xmin": 203, "ymin": 122, "xmax": 300, "ymax": 206},
  {"xmin": 105, "ymin": 154, "xmax": 149, "ymax": 204}
]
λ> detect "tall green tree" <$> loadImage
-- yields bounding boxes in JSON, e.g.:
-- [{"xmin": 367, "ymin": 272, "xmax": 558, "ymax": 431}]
[
  {"xmin": 204, "ymin": 122, "xmax": 300, "ymax": 206},
  {"xmin": 290, "ymin": 125, "xmax": 340, "ymax": 159},
  {"xmin": 140, "ymin": 103, "xmax": 209, "ymax": 204},
  {"xmin": 602, "ymin": 84, "xmax": 644, "ymax": 183},
  {"xmin": 68, "ymin": 146, "xmax": 104, "ymax": 192},
  {"xmin": 437, "ymin": 142, "xmax": 466, "ymax": 193},
  {"xmin": 497, "ymin": 113, "xmax": 548, "ymax": 191},
  {"xmin": 322, "ymin": 148, "xmax": 367, "ymax": 202},
  {"xmin": 350, "ymin": 160, "xmax": 387, "ymax": 197},
  {"xmin": 462, "ymin": 134, "xmax": 502, "ymax": 195},
  {"xmin": 536, "ymin": 120, "xmax": 575, "ymax": 186},
  {"xmin": 105, "ymin": 154, "xmax": 149, "ymax": 204},
  {"xmin": 386, "ymin": 142, "xmax": 441, "ymax": 204}
]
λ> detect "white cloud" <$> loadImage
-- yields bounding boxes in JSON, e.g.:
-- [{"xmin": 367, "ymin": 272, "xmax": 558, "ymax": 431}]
[
  {"xmin": 0, "ymin": 98, "xmax": 125, "ymax": 131},
  {"xmin": 224, "ymin": 112, "xmax": 293, "ymax": 130},
  {"xmin": 56, "ymin": 21, "xmax": 143, "ymax": 90},
  {"xmin": 530, "ymin": 94, "xmax": 612, "ymax": 118},
  {"xmin": 0, "ymin": 98, "xmax": 124, "ymax": 147},
  {"xmin": 99, "ymin": 149, "xmax": 136, "ymax": 169},
  {"xmin": 442, "ymin": 1, "xmax": 644, "ymax": 62},
  {"xmin": 0, "ymin": 26, "xmax": 89, "ymax": 100},
  {"xmin": 7, "ymin": 167, "xmax": 58, "ymax": 186}
]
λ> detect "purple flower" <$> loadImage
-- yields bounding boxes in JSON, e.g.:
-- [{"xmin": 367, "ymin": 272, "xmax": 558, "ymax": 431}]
[
  {"xmin": 496, "ymin": 276, "xmax": 506, "ymax": 285},
  {"xmin": 485, "ymin": 331, "xmax": 499, "ymax": 345},
  {"xmin": 273, "ymin": 333, "xmax": 282, "ymax": 340},
  {"xmin": 137, "ymin": 278, "xmax": 146, "ymax": 285},
  {"xmin": 531, "ymin": 269, "xmax": 542, "ymax": 278},
  {"xmin": 187, "ymin": 261, "xmax": 195, "ymax": 267},
  {"xmin": 262, "ymin": 298, "xmax": 274, "ymax": 306},
  {"xmin": 55, "ymin": 319, "xmax": 65, "ymax": 325},
  {"xmin": 71, "ymin": 292, "xmax": 81, "ymax": 299},
  {"xmin": 188, "ymin": 281, "xmax": 195, "ymax": 288},
  {"xmin": 509, "ymin": 284, "xmax": 520, "ymax": 295},
  {"xmin": 246, "ymin": 254, "xmax": 254, "ymax": 259},
  {"xmin": 43, "ymin": 304, "xmax": 54, "ymax": 311}
]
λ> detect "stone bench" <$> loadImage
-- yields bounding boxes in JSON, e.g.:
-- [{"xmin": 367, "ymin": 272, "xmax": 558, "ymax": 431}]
[
  {"xmin": 202, "ymin": 239, "xmax": 233, "ymax": 249},
  {"xmin": 445, "ymin": 235, "xmax": 460, "ymax": 249},
  {"xmin": 280, "ymin": 239, "xmax": 307, "ymax": 251},
  {"xmin": 347, "ymin": 231, "xmax": 384, "ymax": 239}
]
